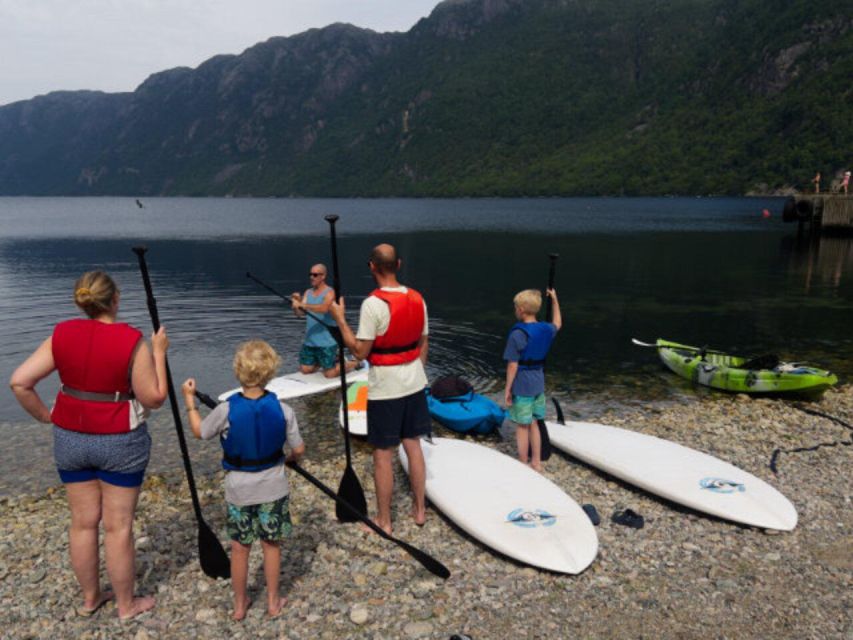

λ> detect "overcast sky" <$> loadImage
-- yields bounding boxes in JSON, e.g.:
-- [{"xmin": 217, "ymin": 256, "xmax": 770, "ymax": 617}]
[{"xmin": 0, "ymin": 0, "xmax": 443, "ymax": 106}]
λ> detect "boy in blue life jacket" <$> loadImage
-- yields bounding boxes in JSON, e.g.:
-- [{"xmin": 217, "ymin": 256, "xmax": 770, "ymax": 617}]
[
  {"xmin": 503, "ymin": 288, "xmax": 561, "ymax": 472},
  {"xmin": 181, "ymin": 340, "xmax": 304, "ymax": 621}
]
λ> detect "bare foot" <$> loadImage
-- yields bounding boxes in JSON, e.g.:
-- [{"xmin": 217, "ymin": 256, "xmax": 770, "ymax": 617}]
[
  {"xmin": 359, "ymin": 518, "xmax": 392, "ymax": 536},
  {"xmin": 531, "ymin": 462, "xmax": 543, "ymax": 473},
  {"xmin": 232, "ymin": 598, "xmax": 252, "ymax": 622},
  {"xmin": 411, "ymin": 508, "xmax": 426, "ymax": 527},
  {"xmin": 118, "ymin": 596, "xmax": 155, "ymax": 621},
  {"xmin": 268, "ymin": 596, "xmax": 288, "ymax": 618},
  {"xmin": 77, "ymin": 590, "xmax": 114, "ymax": 617}
]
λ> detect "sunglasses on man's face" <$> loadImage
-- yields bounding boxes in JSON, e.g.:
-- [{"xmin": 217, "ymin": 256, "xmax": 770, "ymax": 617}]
[{"xmin": 309, "ymin": 272, "xmax": 324, "ymax": 277}]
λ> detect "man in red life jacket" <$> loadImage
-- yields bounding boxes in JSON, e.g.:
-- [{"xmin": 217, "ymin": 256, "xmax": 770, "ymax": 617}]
[{"xmin": 329, "ymin": 244, "xmax": 429, "ymax": 535}]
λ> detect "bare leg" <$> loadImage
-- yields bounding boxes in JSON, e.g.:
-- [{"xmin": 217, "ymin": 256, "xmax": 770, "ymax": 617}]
[
  {"xmin": 260, "ymin": 540, "xmax": 287, "ymax": 616},
  {"xmin": 230, "ymin": 541, "xmax": 252, "ymax": 621},
  {"xmin": 515, "ymin": 422, "xmax": 530, "ymax": 464},
  {"xmin": 372, "ymin": 447, "xmax": 395, "ymax": 535},
  {"xmin": 529, "ymin": 423, "xmax": 542, "ymax": 472},
  {"xmin": 101, "ymin": 482, "xmax": 154, "ymax": 620},
  {"xmin": 65, "ymin": 480, "xmax": 104, "ymax": 610},
  {"xmin": 400, "ymin": 438, "xmax": 426, "ymax": 525}
]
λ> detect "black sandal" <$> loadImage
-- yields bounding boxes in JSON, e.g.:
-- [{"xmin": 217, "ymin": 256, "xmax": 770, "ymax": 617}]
[
  {"xmin": 611, "ymin": 508, "xmax": 644, "ymax": 529},
  {"xmin": 582, "ymin": 504, "xmax": 600, "ymax": 526}
]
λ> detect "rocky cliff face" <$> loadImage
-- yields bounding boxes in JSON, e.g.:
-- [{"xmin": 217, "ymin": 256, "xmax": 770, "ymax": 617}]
[{"xmin": 0, "ymin": 0, "xmax": 850, "ymax": 196}]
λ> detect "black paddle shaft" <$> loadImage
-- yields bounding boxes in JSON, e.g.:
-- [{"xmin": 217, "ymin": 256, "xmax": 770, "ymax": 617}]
[
  {"xmin": 132, "ymin": 246, "xmax": 230, "ymax": 579},
  {"xmin": 324, "ymin": 215, "xmax": 368, "ymax": 521},
  {"xmin": 545, "ymin": 253, "xmax": 558, "ymax": 322}
]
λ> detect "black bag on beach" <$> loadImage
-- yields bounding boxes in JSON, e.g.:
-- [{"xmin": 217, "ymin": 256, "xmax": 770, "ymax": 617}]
[{"xmin": 430, "ymin": 375, "xmax": 473, "ymax": 400}]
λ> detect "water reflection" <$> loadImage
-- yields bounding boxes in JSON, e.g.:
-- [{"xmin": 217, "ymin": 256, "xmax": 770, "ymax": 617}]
[{"xmin": 781, "ymin": 232, "xmax": 853, "ymax": 293}]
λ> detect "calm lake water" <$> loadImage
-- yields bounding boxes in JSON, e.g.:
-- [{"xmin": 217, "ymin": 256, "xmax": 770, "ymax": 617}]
[{"xmin": 1, "ymin": 197, "xmax": 851, "ymax": 495}]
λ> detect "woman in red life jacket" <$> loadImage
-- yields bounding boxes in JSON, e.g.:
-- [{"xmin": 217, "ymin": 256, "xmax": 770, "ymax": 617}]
[{"xmin": 9, "ymin": 271, "xmax": 169, "ymax": 621}]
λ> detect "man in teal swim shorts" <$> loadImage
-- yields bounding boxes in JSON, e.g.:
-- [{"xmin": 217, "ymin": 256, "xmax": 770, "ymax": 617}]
[{"xmin": 291, "ymin": 263, "xmax": 358, "ymax": 378}]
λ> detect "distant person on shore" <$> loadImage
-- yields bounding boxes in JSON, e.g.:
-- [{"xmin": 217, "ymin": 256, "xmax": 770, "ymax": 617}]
[
  {"xmin": 503, "ymin": 289, "xmax": 561, "ymax": 472},
  {"xmin": 811, "ymin": 172, "xmax": 821, "ymax": 194},
  {"xmin": 328, "ymin": 244, "xmax": 430, "ymax": 535},
  {"xmin": 290, "ymin": 263, "xmax": 359, "ymax": 377},
  {"xmin": 842, "ymin": 171, "xmax": 850, "ymax": 195},
  {"xmin": 9, "ymin": 271, "xmax": 168, "ymax": 621},
  {"xmin": 181, "ymin": 340, "xmax": 304, "ymax": 620}
]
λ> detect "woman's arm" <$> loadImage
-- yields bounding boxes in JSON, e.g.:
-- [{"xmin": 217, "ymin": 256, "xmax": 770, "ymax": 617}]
[
  {"xmin": 131, "ymin": 327, "xmax": 169, "ymax": 409},
  {"xmin": 9, "ymin": 337, "xmax": 56, "ymax": 423}
]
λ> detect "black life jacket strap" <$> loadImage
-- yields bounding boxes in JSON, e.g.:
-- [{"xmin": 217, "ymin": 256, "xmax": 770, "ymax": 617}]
[
  {"xmin": 223, "ymin": 450, "xmax": 285, "ymax": 470},
  {"xmin": 518, "ymin": 358, "xmax": 546, "ymax": 367},
  {"xmin": 372, "ymin": 340, "xmax": 420, "ymax": 355}
]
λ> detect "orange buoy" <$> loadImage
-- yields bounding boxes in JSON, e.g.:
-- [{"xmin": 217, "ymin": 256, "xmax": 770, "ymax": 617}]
[{"xmin": 762, "ymin": 208, "xmax": 771, "ymax": 218}]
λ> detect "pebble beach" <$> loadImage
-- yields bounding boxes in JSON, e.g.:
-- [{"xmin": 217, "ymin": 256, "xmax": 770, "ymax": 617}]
[{"xmin": 1, "ymin": 387, "xmax": 851, "ymax": 640}]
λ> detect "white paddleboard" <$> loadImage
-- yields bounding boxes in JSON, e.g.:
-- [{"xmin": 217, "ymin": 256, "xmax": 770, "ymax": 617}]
[
  {"xmin": 400, "ymin": 437, "xmax": 598, "ymax": 574},
  {"xmin": 338, "ymin": 380, "xmax": 368, "ymax": 436},
  {"xmin": 218, "ymin": 363, "xmax": 369, "ymax": 402},
  {"xmin": 545, "ymin": 420, "xmax": 798, "ymax": 531}
]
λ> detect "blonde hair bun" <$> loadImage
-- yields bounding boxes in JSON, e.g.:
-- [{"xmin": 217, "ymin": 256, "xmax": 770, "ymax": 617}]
[{"xmin": 74, "ymin": 272, "xmax": 118, "ymax": 318}]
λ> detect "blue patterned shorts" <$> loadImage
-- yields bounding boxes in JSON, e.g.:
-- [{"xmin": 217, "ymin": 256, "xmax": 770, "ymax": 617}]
[{"xmin": 227, "ymin": 495, "xmax": 292, "ymax": 545}]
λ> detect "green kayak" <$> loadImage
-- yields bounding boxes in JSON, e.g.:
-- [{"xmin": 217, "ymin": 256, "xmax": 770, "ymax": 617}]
[{"xmin": 654, "ymin": 339, "xmax": 838, "ymax": 395}]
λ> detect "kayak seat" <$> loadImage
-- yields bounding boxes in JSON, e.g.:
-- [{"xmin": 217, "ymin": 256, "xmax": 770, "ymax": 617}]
[{"xmin": 741, "ymin": 354, "xmax": 781, "ymax": 370}]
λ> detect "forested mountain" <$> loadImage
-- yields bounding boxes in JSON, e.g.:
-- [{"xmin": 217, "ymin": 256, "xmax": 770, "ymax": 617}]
[{"xmin": 0, "ymin": 0, "xmax": 850, "ymax": 196}]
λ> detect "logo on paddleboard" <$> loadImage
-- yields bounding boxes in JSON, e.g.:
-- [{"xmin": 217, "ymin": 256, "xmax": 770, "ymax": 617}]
[
  {"xmin": 506, "ymin": 508, "xmax": 557, "ymax": 528},
  {"xmin": 699, "ymin": 477, "xmax": 745, "ymax": 494}
]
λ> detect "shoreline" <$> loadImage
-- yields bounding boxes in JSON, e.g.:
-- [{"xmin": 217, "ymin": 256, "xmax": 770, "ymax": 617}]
[{"xmin": 1, "ymin": 388, "xmax": 851, "ymax": 638}]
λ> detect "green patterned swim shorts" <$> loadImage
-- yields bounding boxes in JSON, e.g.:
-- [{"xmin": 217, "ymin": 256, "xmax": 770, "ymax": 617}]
[{"xmin": 226, "ymin": 495, "xmax": 293, "ymax": 545}]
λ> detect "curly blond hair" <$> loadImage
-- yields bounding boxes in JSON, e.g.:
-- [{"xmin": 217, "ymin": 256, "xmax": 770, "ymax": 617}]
[
  {"xmin": 74, "ymin": 271, "xmax": 118, "ymax": 319},
  {"xmin": 513, "ymin": 289, "xmax": 542, "ymax": 315},
  {"xmin": 233, "ymin": 340, "xmax": 281, "ymax": 388}
]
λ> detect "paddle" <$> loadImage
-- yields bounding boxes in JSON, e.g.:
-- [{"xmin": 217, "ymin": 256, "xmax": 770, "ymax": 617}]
[
  {"xmin": 131, "ymin": 246, "xmax": 230, "ymax": 580},
  {"xmin": 530, "ymin": 253, "xmax": 558, "ymax": 462},
  {"xmin": 245, "ymin": 271, "xmax": 343, "ymax": 343},
  {"xmin": 193, "ymin": 389, "xmax": 449, "ymax": 580},
  {"xmin": 324, "ymin": 214, "xmax": 368, "ymax": 522},
  {"xmin": 631, "ymin": 338, "xmax": 726, "ymax": 357}
]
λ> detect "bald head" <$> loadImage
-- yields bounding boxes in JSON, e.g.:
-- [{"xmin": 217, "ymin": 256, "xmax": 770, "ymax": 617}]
[{"xmin": 369, "ymin": 244, "xmax": 399, "ymax": 275}]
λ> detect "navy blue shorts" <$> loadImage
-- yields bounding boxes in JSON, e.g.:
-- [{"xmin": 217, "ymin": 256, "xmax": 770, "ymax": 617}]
[
  {"xmin": 366, "ymin": 390, "xmax": 431, "ymax": 448},
  {"xmin": 53, "ymin": 424, "xmax": 151, "ymax": 488}
]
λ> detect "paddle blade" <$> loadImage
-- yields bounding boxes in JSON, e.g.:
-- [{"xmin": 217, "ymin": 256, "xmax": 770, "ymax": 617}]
[
  {"xmin": 336, "ymin": 466, "xmax": 367, "ymax": 522},
  {"xmin": 397, "ymin": 539, "xmax": 451, "ymax": 580},
  {"xmin": 197, "ymin": 518, "xmax": 231, "ymax": 579}
]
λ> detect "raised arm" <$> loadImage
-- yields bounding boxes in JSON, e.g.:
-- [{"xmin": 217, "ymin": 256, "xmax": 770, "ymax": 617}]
[
  {"xmin": 328, "ymin": 297, "xmax": 373, "ymax": 360},
  {"xmin": 9, "ymin": 337, "xmax": 56, "ymax": 423},
  {"xmin": 547, "ymin": 288, "xmax": 562, "ymax": 331}
]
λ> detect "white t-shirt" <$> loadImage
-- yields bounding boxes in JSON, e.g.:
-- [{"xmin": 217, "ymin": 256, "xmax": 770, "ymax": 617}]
[{"xmin": 357, "ymin": 286, "xmax": 429, "ymax": 401}]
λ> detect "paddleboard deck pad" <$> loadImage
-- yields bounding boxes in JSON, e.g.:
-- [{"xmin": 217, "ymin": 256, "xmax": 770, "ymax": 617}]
[
  {"xmin": 400, "ymin": 437, "xmax": 598, "ymax": 574},
  {"xmin": 339, "ymin": 380, "xmax": 368, "ymax": 436},
  {"xmin": 546, "ymin": 419, "xmax": 797, "ymax": 531},
  {"xmin": 219, "ymin": 363, "xmax": 368, "ymax": 402}
]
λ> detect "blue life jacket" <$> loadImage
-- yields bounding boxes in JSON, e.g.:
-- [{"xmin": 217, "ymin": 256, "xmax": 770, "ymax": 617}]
[
  {"xmin": 510, "ymin": 322, "xmax": 555, "ymax": 371},
  {"xmin": 221, "ymin": 392, "xmax": 286, "ymax": 472}
]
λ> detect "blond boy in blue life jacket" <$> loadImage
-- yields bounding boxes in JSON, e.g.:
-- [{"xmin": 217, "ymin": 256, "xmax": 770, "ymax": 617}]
[
  {"xmin": 181, "ymin": 340, "xmax": 304, "ymax": 621},
  {"xmin": 503, "ymin": 288, "xmax": 561, "ymax": 472}
]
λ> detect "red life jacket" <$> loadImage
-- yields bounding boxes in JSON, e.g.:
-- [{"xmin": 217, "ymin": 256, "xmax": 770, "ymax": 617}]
[
  {"xmin": 368, "ymin": 288, "xmax": 425, "ymax": 366},
  {"xmin": 51, "ymin": 319, "xmax": 143, "ymax": 434}
]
